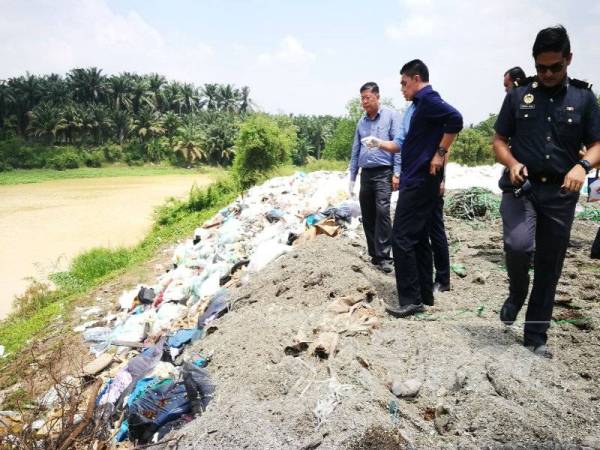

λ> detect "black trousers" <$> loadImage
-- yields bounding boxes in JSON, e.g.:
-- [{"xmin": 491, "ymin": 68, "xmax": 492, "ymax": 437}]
[
  {"xmin": 392, "ymin": 173, "xmax": 442, "ymax": 306},
  {"xmin": 500, "ymin": 183, "xmax": 578, "ymax": 347},
  {"xmin": 359, "ymin": 166, "xmax": 393, "ymax": 262},
  {"xmin": 430, "ymin": 195, "xmax": 450, "ymax": 285}
]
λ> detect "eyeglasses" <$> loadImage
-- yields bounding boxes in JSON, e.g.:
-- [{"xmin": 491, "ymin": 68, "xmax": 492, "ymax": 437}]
[{"xmin": 535, "ymin": 62, "xmax": 564, "ymax": 74}]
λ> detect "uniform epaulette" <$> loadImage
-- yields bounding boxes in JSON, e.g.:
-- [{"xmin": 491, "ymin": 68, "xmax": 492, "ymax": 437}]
[
  {"xmin": 513, "ymin": 76, "xmax": 536, "ymax": 88},
  {"xmin": 569, "ymin": 78, "xmax": 593, "ymax": 90}
]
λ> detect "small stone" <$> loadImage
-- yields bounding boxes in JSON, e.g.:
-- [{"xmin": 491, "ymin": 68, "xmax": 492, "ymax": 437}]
[
  {"xmin": 391, "ymin": 378, "xmax": 422, "ymax": 398},
  {"xmin": 472, "ymin": 271, "xmax": 490, "ymax": 284}
]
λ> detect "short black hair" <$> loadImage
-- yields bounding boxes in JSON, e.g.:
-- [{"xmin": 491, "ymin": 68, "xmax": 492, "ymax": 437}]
[
  {"xmin": 532, "ymin": 25, "xmax": 571, "ymax": 58},
  {"xmin": 504, "ymin": 66, "xmax": 526, "ymax": 83},
  {"xmin": 400, "ymin": 59, "xmax": 429, "ymax": 82},
  {"xmin": 360, "ymin": 82, "xmax": 379, "ymax": 94}
]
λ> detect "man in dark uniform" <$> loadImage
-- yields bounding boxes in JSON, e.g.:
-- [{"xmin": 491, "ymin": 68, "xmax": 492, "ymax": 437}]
[
  {"xmin": 504, "ymin": 66, "xmax": 527, "ymax": 93},
  {"xmin": 493, "ymin": 25, "xmax": 600, "ymax": 358}
]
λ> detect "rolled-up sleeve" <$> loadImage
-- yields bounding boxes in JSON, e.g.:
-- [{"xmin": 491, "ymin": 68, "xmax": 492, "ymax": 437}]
[{"xmin": 349, "ymin": 124, "xmax": 361, "ymax": 182}]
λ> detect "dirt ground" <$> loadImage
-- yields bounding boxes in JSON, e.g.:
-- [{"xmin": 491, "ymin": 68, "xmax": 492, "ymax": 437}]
[{"xmin": 163, "ymin": 215, "xmax": 600, "ymax": 449}]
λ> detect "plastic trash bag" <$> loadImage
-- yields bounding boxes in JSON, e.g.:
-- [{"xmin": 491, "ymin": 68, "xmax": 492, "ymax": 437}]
[
  {"xmin": 197, "ymin": 289, "xmax": 229, "ymax": 328},
  {"xmin": 167, "ymin": 329, "xmax": 201, "ymax": 348},
  {"xmin": 127, "ymin": 380, "xmax": 190, "ymax": 444},
  {"xmin": 137, "ymin": 286, "xmax": 156, "ymax": 305},
  {"xmin": 118, "ymin": 288, "xmax": 139, "ymax": 310},
  {"xmin": 182, "ymin": 360, "xmax": 215, "ymax": 415},
  {"xmin": 83, "ymin": 327, "xmax": 112, "ymax": 343},
  {"xmin": 265, "ymin": 208, "xmax": 286, "ymax": 223},
  {"xmin": 152, "ymin": 303, "xmax": 186, "ymax": 334},
  {"xmin": 247, "ymin": 240, "xmax": 291, "ymax": 273},
  {"xmin": 112, "ymin": 312, "xmax": 149, "ymax": 343}
]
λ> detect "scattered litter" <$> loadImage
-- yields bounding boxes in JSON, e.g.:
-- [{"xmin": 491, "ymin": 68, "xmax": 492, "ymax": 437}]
[{"xmin": 63, "ymin": 171, "xmax": 359, "ymax": 443}]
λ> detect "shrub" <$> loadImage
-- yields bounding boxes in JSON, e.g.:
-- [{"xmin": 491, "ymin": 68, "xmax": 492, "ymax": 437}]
[
  {"xmin": 322, "ymin": 118, "xmax": 355, "ymax": 161},
  {"xmin": 232, "ymin": 114, "xmax": 296, "ymax": 189},
  {"xmin": 47, "ymin": 148, "xmax": 83, "ymax": 170},
  {"xmin": 0, "ymin": 138, "xmax": 48, "ymax": 170},
  {"xmin": 102, "ymin": 143, "xmax": 124, "ymax": 162},
  {"xmin": 451, "ymin": 128, "xmax": 495, "ymax": 166},
  {"xmin": 83, "ymin": 150, "xmax": 103, "ymax": 168}
]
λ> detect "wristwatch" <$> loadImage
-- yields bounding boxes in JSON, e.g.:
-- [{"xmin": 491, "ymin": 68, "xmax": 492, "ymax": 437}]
[
  {"xmin": 577, "ymin": 159, "xmax": 592, "ymax": 174},
  {"xmin": 437, "ymin": 146, "xmax": 448, "ymax": 157}
]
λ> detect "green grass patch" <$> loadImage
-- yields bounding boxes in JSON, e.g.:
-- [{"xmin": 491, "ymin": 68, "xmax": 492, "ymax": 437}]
[
  {"xmin": 577, "ymin": 205, "xmax": 600, "ymax": 222},
  {"xmin": 0, "ymin": 164, "xmax": 224, "ymax": 185}
]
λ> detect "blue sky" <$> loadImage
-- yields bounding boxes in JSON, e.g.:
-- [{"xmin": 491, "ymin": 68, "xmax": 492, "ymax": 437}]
[{"xmin": 2, "ymin": 0, "xmax": 600, "ymax": 124}]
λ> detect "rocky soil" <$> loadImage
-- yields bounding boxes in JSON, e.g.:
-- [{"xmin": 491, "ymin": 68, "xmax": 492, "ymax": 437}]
[{"xmin": 163, "ymin": 216, "xmax": 600, "ymax": 449}]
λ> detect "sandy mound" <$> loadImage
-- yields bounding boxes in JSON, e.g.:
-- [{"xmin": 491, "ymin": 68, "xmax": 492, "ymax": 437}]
[{"xmin": 167, "ymin": 217, "xmax": 600, "ymax": 449}]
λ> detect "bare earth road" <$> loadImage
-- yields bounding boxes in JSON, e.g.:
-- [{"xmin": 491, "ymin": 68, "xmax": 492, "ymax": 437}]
[{"xmin": 0, "ymin": 174, "xmax": 212, "ymax": 319}]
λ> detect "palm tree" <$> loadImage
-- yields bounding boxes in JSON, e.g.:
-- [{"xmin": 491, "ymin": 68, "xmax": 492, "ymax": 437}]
[
  {"xmin": 202, "ymin": 83, "xmax": 219, "ymax": 110},
  {"xmin": 130, "ymin": 77, "xmax": 152, "ymax": 114},
  {"xmin": 180, "ymin": 83, "xmax": 198, "ymax": 114},
  {"xmin": 216, "ymin": 84, "xmax": 237, "ymax": 113},
  {"xmin": 238, "ymin": 86, "xmax": 253, "ymax": 115},
  {"xmin": 61, "ymin": 102, "xmax": 83, "ymax": 144},
  {"xmin": 174, "ymin": 121, "xmax": 205, "ymax": 165},
  {"xmin": 28, "ymin": 102, "xmax": 66, "ymax": 144},
  {"xmin": 133, "ymin": 107, "xmax": 164, "ymax": 144},
  {"xmin": 161, "ymin": 81, "xmax": 182, "ymax": 113},
  {"xmin": 0, "ymin": 80, "xmax": 15, "ymax": 133},
  {"xmin": 67, "ymin": 67, "xmax": 107, "ymax": 104},
  {"xmin": 147, "ymin": 73, "xmax": 166, "ymax": 111},
  {"xmin": 87, "ymin": 104, "xmax": 113, "ymax": 145},
  {"xmin": 162, "ymin": 111, "xmax": 181, "ymax": 146},
  {"xmin": 108, "ymin": 74, "xmax": 133, "ymax": 111},
  {"xmin": 9, "ymin": 73, "xmax": 43, "ymax": 135},
  {"xmin": 42, "ymin": 74, "xmax": 71, "ymax": 105},
  {"xmin": 111, "ymin": 109, "xmax": 132, "ymax": 145}
]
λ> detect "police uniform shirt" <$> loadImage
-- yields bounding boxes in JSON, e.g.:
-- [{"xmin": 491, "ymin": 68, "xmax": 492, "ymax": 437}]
[{"xmin": 494, "ymin": 77, "xmax": 600, "ymax": 178}]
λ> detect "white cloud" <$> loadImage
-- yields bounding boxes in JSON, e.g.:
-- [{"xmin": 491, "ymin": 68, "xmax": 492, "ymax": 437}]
[
  {"xmin": 0, "ymin": 0, "xmax": 214, "ymax": 82},
  {"xmin": 257, "ymin": 36, "xmax": 316, "ymax": 66}
]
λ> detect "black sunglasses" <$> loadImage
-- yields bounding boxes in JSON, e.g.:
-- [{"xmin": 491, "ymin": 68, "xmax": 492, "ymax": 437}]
[{"xmin": 535, "ymin": 62, "xmax": 564, "ymax": 74}]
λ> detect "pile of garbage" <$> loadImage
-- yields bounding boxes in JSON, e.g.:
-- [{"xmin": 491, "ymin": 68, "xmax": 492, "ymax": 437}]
[
  {"xmin": 51, "ymin": 171, "xmax": 361, "ymax": 446},
  {"xmin": 445, "ymin": 187, "xmax": 501, "ymax": 221}
]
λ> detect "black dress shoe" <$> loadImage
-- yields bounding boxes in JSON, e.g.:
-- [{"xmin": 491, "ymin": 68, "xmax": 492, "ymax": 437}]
[
  {"xmin": 385, "ymin": 303, "xmax": 425, "ymax": 318},
  {"xmin": 500, "ymin": 299, "xmax": 520, "ymax": 325},
  {"xmin": 376, "ymin": 260, "xmax": 394, "ymax": 274},
  {"xmin": 433, "ymin": 282, "xmax": 450, "ymax": 293}
]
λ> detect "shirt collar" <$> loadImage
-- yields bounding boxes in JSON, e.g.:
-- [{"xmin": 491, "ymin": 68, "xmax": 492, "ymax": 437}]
[
  {"xmin": 412, "ymin": 84, "xmax": 432, "ymax": 103},
  {"xmin": 364, "ymin": 106, "xmax": 382, "ymax": 121}
]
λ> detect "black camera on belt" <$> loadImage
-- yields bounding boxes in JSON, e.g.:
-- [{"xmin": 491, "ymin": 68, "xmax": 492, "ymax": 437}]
[{"xmin": 513, "ymin": 167, "xmax": 532, "ymax": 198}]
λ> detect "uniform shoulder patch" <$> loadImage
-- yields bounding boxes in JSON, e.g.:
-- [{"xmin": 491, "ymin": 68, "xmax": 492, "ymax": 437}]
[{"xmin": 570, "ymin": 78, "xmax": 592, "ymax": 90}]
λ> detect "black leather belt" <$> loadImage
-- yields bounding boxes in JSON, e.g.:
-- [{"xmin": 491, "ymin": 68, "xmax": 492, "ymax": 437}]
[{"xmin": 361, "ymin": 166, "xmax": 392, "ymax": 172}]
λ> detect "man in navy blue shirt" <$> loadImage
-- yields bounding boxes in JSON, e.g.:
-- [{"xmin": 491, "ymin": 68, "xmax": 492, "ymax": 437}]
[
  {"xmin": 365, "ymin": 60, "xmax": 463, "ymax": 317},
  {"xmin": 349, "ymin": 82, "xmax": 401, "ymax": 273},
  {"xmin": 493, "ymin": 25, "xmax": 600, "ymax": 358}
]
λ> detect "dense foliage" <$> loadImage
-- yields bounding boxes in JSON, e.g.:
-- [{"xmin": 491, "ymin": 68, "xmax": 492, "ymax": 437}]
[{"xmin": 4, "ymin": 68, "xmax": 576, "ymax": 172}]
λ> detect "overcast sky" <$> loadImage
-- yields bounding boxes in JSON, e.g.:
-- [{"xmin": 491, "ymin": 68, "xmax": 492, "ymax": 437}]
[{"xmin": 1, "ymin": 0, "xmax": 599, "ymax": 124}]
